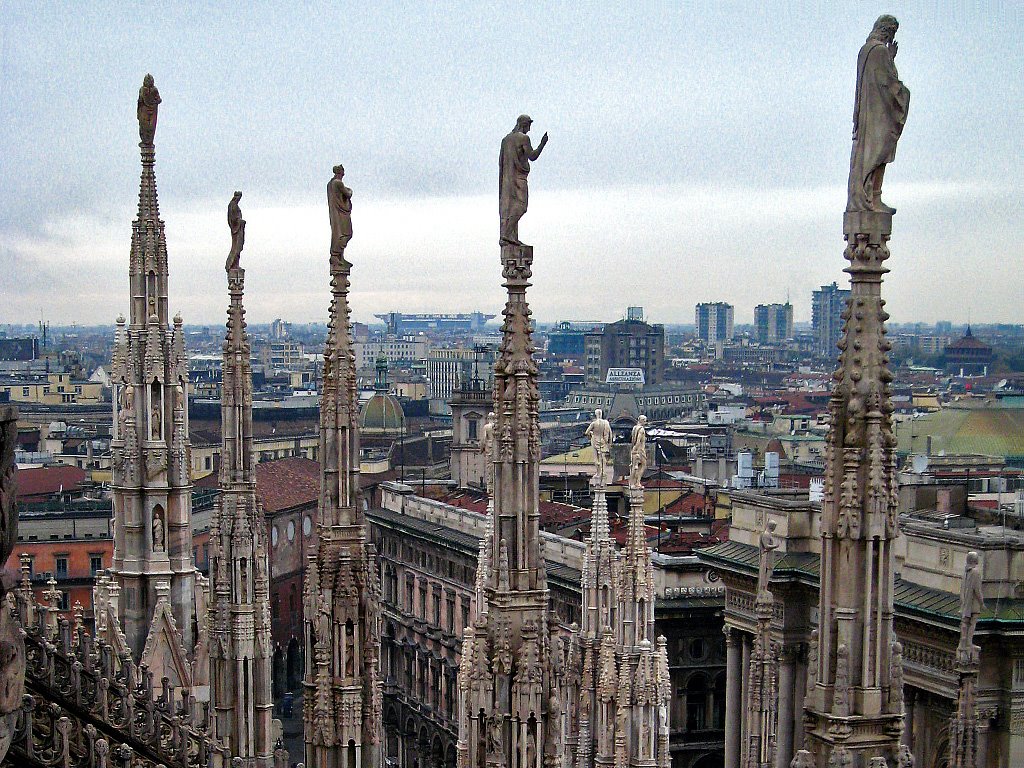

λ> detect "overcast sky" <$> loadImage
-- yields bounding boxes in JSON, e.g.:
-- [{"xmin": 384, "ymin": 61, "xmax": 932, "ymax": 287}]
[{"xmin": 1, "ymin": 2, "xmax": 1022, "ymax": 328}]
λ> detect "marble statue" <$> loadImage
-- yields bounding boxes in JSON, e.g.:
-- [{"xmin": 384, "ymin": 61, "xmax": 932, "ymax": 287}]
[
  {"xmin": 499, "ymin": 115, "xmax": 548, "ymax": 246},
  {"xmin": 480, "ymin": 412, "xmax": 497, "ymax": 494},
  {"xmin": 628, "ymin": 415, "xmax": 648, "ymax": 488},
  {"xmin": 137, "ymin": 74, "xmax": 161, "ymax": 145},
  {"xmin": 226, "ymin": 191, "xmax": 245, "ymax": 271},
  {"xmin": 585, "ymin": 409, "xmax": 612, "ymax": 481},
  {"xmin": 152, "ymin": 513, "xmax": 165, "ymax": 552},
  {"xmin": 328, "ymin": 164, "xmax": 353, "ymax": 258},
  {"xmin": 958, "ymin": 550, "xmax": 984, "ymax": 658},
  {"xmin": 897, "ymin": 744, "xmax": 914, "ymax": 768},
  {"xmin": 757, "ymin": 519, "xmax": 779, "ymax": 598},
  {"xmin": 847, "ymin": 15, "xmax": 910, "ymax": 213}
]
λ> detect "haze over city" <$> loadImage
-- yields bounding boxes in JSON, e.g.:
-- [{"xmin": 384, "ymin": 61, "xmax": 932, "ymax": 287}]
[{"xmin": 2, "ymin": 3, "xmax": 1022, "ymax": 326}]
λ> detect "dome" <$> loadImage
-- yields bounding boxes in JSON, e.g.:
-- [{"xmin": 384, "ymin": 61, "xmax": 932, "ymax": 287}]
[{"xmin": 361, "ymin": 392, "xmax": 405, "ymax": 435}]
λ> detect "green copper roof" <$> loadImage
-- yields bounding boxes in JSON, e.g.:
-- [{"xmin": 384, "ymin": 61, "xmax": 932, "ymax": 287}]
[
  {"xmin": 698, "ymin": 540, "xmax": 1024, "ymax": 627},
  {"xmin": 895, "ymin": 400, "xmax": 1024, "ymax": 462}
]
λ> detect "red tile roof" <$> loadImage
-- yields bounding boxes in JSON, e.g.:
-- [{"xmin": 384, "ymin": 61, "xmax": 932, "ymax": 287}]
[
  {"xmin": 255, "ymin": 457, "xmax": 320, "ymax": 513},
  {"xmin": 16, "ymin": 465, "xmax": 88, "ymax": 502}
]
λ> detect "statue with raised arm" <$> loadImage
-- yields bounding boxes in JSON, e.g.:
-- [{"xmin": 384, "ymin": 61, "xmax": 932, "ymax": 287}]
[
  {"xmin": 499, "ymin": 114, "xmax": 548, "ymax": 246},
  {"xmin": 585, "ymin": 408, "xmax": 612, "ymax": 483},
  {"xmin": 225, "ymin": 191, "xmax": 245, "ymax": 271},
  {"xmin": 328, "ymin": 164, "xmax": 353, "ymax": 260},
  {"xmin": 958, "ymin": 550, "xmax": 984, "ymax": 661},
  {"xmin": 628, "ymin": 415, "xmax": 648, "ymax": 488},
  {"xmin": 137, "ymin": 74, "xmax": 162, "ymax": 145},
  {"xmin": 757, "ymin": 519, "xmax": 779, "ymax": 599},
  {"xmin": 847, "ymin": 15, "xmax": 910, "ymax": 213}
]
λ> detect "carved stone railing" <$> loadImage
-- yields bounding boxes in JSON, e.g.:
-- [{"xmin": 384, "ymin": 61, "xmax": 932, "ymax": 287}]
[{"xmin": 1, "ymin": 563, "xmax": 230, "ymax": 768}]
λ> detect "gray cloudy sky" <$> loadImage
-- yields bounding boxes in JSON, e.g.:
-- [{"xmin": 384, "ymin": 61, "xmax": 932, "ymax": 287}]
[{"xmin": 1, "ymin": 2, "xmax": 1022, "ymax": 328}]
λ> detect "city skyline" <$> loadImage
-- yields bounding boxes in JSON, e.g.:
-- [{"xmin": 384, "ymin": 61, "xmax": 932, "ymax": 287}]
[{"xmin": 2, "ymin": 3, "xmax": 1022, "ymax": 326}]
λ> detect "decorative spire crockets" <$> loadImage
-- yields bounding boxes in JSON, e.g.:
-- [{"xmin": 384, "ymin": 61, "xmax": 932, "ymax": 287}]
[
  {"xmin": 798, "ymin": 17, "xmax": 911, "ymax": 768},
  {"xmin": 457, "ymin": 117, "xmax": 567, "ymax": 768},
  {"xmin": 206, "ymin": 194, "xmax": 275, "ymax": 766},
  {"xmin": 575, "ymin": 415, "xmax": 670, "ymax": 768},
  {"xmin": 304, "ymin": 166, "xmax": 382, "ymax": 768},
  {"xmin": 109, "ymin": 75, "xmax": 195, "ymax": 662}
]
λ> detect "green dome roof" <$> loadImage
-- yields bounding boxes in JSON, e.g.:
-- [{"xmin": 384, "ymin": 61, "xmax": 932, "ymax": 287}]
[{"xmin": 361, "ymin": 392, "xmax": 405, "ymax": 434}]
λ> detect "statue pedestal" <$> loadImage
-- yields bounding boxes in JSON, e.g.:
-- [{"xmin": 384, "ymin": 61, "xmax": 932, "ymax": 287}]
[{"xmin": 843, "ymin": 210, "xmax": 892, "ymax": 240}]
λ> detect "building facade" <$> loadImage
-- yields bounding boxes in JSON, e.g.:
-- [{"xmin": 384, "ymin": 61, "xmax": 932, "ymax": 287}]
[
  {"xmin": 695, "ymin": 304, "xmax": 734, "ymax": 344},
  {"xmin": 584, "ymin": 318, "xmax": 666, "ymax": 385},
  {"xmin": 811, "ymin": 282, "xmax": 850, "ymax": 359},
  {"xmin": 753, "ymin": 304, "xmax": 794, "ymax": 344}
]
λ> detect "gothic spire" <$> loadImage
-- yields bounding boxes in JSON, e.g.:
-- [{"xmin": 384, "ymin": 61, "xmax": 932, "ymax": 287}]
[
  {"xmin": 304, "ymin": 166, "xmax": 382, "ymax": 768},
  {"xmin": 109, "ymin": 75, "xmax": 195, "ymax": 662},
  {"xmin": 206, "ymin": 197, "xmax": 275, "ymax": 766}
]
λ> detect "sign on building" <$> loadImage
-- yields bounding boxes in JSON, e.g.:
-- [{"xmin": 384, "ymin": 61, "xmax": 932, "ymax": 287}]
[{"xmin": 605, "ymin": 368, "xmax": 645, "ymax": 385}]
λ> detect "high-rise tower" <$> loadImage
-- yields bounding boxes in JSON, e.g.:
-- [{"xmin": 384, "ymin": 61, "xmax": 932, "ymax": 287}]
[
  {"xmin": 303, "ymin": 165, "xmax": 382, "ymax": 768},
  {"xmin": 109, "ymin": 75, "xmax": 195, "ymax": 660},
  {"xmin": 207, "ymin": 195, "xmax": 275, "ymax": 766}
]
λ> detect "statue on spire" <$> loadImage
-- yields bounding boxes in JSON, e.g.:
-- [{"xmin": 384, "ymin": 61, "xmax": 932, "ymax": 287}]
[
  {"xmin": 328, "ymin": 164, "xmax": 353, "ymax": 263},
  {"xmin": 137, "ymin": 74, "xmax": 161, "ymax": 145},
  {"xmin": 847, "ymin": 15, "xmax": 910, "ymax": 214},
  {"xmin": 499, "ymin": 114, "xmax": 548, "ymax": 246},
  {"xmin": 225, "ymin": 191, "xmax": 245, "ymax": 271}
]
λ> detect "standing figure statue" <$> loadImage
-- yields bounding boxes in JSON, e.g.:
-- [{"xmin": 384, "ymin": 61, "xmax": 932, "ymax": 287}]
[
  {"xmin": 480, "ymin": 412, "xmax": 497, "ymax": 495},
  {"xmin": 757, "ymin": 519, "xmax": 779, "ymax": 599},
  {"xmin": 225, "ymin": 191, "xmax": 245, "ymax": 271},
  {"xmin": 847, "ymin": 15, "xmax": 910, "ymax": 213},
  {"xmin": 152, "ymin": 513, "xmax": 165, "ymax": 552},
  {"xmin": 628, "ymin": 415, "xmax": 648, "ymax": 488},
  {"xmin": 137, "ymin": 74, "xmax": 161, "ymax": 145},
  {"xmin": 584, "ymin": 408, "xmax": 612, "ymax": 483},
  {"xmin": 958, "ymin": 550, "xmax": 984, "ymax": 660},
  {"xmin": 328, "ymin": 164, "xmax": 353, "ymax": 260},
  {"xmin": 499, "ymin": 114, "xmax": 548, "ymax": 246}
]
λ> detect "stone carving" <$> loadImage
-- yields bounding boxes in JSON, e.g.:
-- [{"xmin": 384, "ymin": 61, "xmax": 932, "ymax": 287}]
[
  {"xmin": 137, "ymin": 73, "xmax": 161, "ymax": 144},
  {"xmin": 828, "ymin": 746, "xmax": 852, "ymax": 768},
  {"xmin": 889, "ymin": 640, "xmax": 905, "ymax": 713},
  {"xmin": 847, "ymin": 15, "xmax": 910, "ymax": 213},
  {"xmin": 790, "ymin": 751, "xmax": 815, "ymax": 768},
  {"xmin": 480, "ymin": 411, "xmax": 497, "ymax": 495},
  {"xmin": 757, "ymin": 519, "xmax": 779, "ymax": 599},
  {"xmin": 868, "ymin": 759, "xmax": 889, "ymax": 768},
  {"xmin": 152, "ymin": 511, "xmax": 165, "ymax": 552},
  {"xmin": 832, "ymin": 644, "xmax": 851, "ymax": 716},
  {"xmin": 0, "ymin": 407, "xmax": 23, "ymax": 764},
  {"xmin": 585, "ymin": 409, "xmax": 612, "ymax": 483},
  {"xmin": 628, "ymin": 415, "xmax": 648, "ymax": 488},
  {"xmin": 151, "ymin": 397, "xmax": 162, "ymax": 440},
  {"xmin": 897, "ymin": 744, "xmax": 914, "ymax": 768},
  {"xmin": 328, "ymin": 164, "xmax": 353, "ymax": 259},
  {"xmin": 225, "ymin": 191, "xmax": 245, "ymax": 271},
  {"xmin": 958, "ymin": 551, "xmax": 984, "ymax": 662},
  {"xmin": 499, "ymin": 115, "xmax": 548, "ymax": 246}
]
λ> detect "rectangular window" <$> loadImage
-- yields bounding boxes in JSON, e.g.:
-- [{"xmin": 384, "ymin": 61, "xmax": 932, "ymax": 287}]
[
  {"xmin": 90, "ymin": 555, "xmax": 103, "ymax": 576},
  {"xmin": 55, "ymin": 556, "xmax": 68, "ymax": 579},
  {"xmin": 59, "ymin": 592, "xmax": 70, "ymax": 611}
]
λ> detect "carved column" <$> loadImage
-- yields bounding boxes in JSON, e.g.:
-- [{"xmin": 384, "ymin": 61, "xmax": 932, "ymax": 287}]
[
  {"xmin": 740, "ymin": 632, "xmax": 751, "ymax": 765},
  {"xmin": 0, "ymin": 405, "xmax": 26, "ymax": 764},
  {"xmin": 724, "ymin": 628, "xmax": 742, "ymax": 768},
  {"xmin": 776, "ymin": 646, "xmax": 795, "ymax": 768}
]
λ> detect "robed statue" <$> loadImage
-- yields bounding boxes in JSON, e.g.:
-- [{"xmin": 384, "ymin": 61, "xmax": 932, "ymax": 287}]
[
  {"xmin": 628, "ymin": 415, "xmax": 648, "ymax": 488},
  {"xmin": 499, "ymin": 115, "xmax": 548, "ymax": 246},
  {"xmin": 958, "ymin": 550, "xmax": 984, "ymax": 661},
  {"xmin": 584, "ymin": 408, "xmax": 612, "ymax": 483},
  {"xmin": 225, "ymin": 191, "xmax": 245, "ymax": 271},
  {"xmin": 328, "ymin": 164, "xmax": 353, "ymax": 259},
  {"xmin": 137, "ymin": 74, "xmax": 161, "ymax": 145},
  {"xmin": 847, "ymin": 15, "xmax": 910, "ymax": 213}
]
